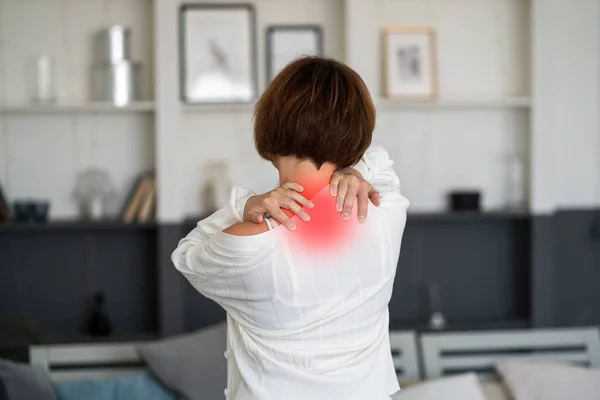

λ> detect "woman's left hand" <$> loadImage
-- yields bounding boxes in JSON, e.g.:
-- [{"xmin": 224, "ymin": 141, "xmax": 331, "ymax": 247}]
[{"xmin": 330, "ymin": 168, "xmax": 380, "ymax": 223}]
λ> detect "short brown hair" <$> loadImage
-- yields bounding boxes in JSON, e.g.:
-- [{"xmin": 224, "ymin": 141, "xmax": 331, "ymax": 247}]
[{"xmin": 254, "ymin": 57, "xmax": 375, "ymax": 169}]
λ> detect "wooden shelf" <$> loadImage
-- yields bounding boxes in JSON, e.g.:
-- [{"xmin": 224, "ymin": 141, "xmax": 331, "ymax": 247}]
[
  {"xmin": 407, "ymin": 209, "xmax": 530, "ymax": 223},
  {"xmin": 180, "ymin": 97, "xmax": 531, "ymax": 113},
  {"xmin": 377, "ymin": 96, "xmax": 532, "ymax": 110},
  {"xmin": 0, "ymin": 220, "xmax": 157, "ymax": 234},
  {"xmin": 181, "ymin": 102, "xmax": 255, "ymax": 113},
  {"xmin": 0, "ymin": 102, "xmax": 155, "ymax": 114}
]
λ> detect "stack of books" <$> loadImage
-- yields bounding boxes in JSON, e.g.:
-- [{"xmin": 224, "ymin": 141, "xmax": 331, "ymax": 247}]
[
  {"xmin": 0, "ymin": 179, "xmax": 10, "ymax": 223},
  {"xmin": 121, "ymin": 172, "xmax": 156, "ymax": 223}
]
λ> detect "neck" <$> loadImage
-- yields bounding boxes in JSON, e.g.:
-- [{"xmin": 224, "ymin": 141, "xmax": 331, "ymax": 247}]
[{"xmin": 278, "ymin": 158, "xmax": 336, "ymax": 200}]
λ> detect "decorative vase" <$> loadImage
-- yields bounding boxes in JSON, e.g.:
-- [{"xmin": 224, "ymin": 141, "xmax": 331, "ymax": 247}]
[
  {"xmin": 86, "ymin": 292, "xmax": 113, "ymax": 337},
  {"xmin": 506, "ymin": 154, "xmax": 525, "ymax": 210},
  {"xmin": 203, "ymin": 161, "xmax": 232, "ymax": 213}
]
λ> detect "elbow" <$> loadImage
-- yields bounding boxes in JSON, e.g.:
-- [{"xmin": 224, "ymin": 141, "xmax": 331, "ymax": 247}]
[{"xmin": 171, "ymin": 239, "xmax": 191, "ymax": 273}]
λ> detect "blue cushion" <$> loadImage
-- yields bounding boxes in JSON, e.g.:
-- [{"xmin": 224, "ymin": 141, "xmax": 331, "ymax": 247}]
[{"xmin": 53, "ymin": 372, "xmax": 175, "ymax": 400}]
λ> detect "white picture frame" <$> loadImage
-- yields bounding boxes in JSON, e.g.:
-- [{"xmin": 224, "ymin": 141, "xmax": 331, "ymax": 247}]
[
  {"xmin": 382, "ymin": 26, "xmax": 438, "ymax": 100},
  {"xmin": 179, "ymin": 4, "xmax": 257, "ymax": 104},
  {"xmin": 266, "ymin": 25, "xmax": 323, "ymax": 83}
]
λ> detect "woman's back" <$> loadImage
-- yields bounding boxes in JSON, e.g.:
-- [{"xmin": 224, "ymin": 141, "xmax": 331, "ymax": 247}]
[
  {"xmin": 172, "ymin": 57, "xmax": 408, "ymax": 399},
  {"xmin": 175, "ymin": 183, "xmax": 408, "ymax": 399}
]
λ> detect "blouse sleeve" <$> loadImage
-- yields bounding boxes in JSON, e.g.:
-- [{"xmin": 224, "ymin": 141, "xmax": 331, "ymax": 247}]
[
  {"xmin": 171, "ymin": 186, "xmax": 275, "ymax": 307},
  {"xmin": 352, "ymin": 145, "xmax": 402, "ymax": 199}
]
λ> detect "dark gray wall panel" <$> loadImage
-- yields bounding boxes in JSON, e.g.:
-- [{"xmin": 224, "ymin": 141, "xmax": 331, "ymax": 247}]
[
  {"xmin": 0, "ymin": 228, "xmax": 157, "ymax": 344},
  {"xmin": 530, "ymin": 215, "xmax": 557, "ymax": 327},
  {"xmin": 157, "ymin": 224, "xmax": 187, "ymax": 336},
  {"xmin": 390, "ymin": 215, "xmax": 530, "ymax": 326},
  {"xmin": 185, "ymin": 285, "xmax": 226, "ymax": 331},
  {"xmin": 553, "ymin": 210, "xmax": 600, "ymax": 327},
  {"xmin": 167, "ymin": 221, "xmax": 226, "ymax": 333}
]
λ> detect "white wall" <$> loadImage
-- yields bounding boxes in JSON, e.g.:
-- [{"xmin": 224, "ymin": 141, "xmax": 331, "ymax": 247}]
[
  {"xmin": 531, "ymin": 0, "xmax": 600, "ymax": 213},
  {"xmin": 0, "ymin": 0, "xmax": 154, "ymax": 218},
  {"xmin": 179, "ymin": 0, "xmax": 345, "ymax": 216},
  {"xmin": 181, "ymin": 0, "xmax": 531, "ymax": 215},
  {"xmin": 0, "ymin": 114, "xmax": 154, "ymax": 217}
]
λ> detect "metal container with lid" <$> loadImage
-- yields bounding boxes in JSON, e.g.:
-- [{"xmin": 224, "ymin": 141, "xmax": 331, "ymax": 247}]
[
  {"xmin": 91, "ymin": 26, "xmax": 141, "ymax": 106},
  {"xmin": 95, "ymin": 25, "xmax": 131, "ymax": 64}
]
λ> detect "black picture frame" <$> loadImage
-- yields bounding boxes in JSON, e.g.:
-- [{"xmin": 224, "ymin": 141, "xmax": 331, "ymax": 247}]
[
  {"xmin": 266, "ymin": 25, "xmax": 323, "ymax": 84},
  {"xmin": 179, "ymin": 3, "xmax": 258, "ymax": 104}
]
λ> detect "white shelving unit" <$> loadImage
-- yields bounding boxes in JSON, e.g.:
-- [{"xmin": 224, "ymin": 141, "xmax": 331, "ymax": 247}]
[
  {"xmin": 376, "ymin": 96, "xmax": 532, "ymax": 110},
  {"xmin": 180, "ymin": 103, "xmax": 255, "ymax": 114},
  {"xmin": 12, "ymin": 0, "xmax": 593, "ymax": 220},
  {"xmin": 0, "ymin": 102, "xmax": 155, "ymax": 115}
]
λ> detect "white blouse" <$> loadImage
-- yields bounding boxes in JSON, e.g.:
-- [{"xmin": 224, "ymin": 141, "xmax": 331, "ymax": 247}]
[{"xmin": 172, "ymin": 146, "xmax": 409, "ymax": 400}]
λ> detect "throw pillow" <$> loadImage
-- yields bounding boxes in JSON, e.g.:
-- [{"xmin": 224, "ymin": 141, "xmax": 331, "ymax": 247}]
[
  {"xmin": 137, "ymin": 323, "xmax": 227, "ymax": 400},
  {"xmin": 497, "ymin": 361, "xmax": 600, "ymax": 400},
  {"xmin": 392, "ymin": 373, "xmax": 487, "ymax": 400},
  {"xmin": 53, "ymin": 372, "xmax": 174, "ymax": 400},
  {"xmin": 0, "ymin": 358, "xmax": 58, "ymax": 400}
]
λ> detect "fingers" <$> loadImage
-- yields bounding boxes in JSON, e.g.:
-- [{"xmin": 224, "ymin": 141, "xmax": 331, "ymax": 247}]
[
  {"xmin": 341, "ymin": 185, "xmax": 357, "ymax": 220},
  {"xmin": 336, "ymin": 180, "xmax": 348, "ymax": 213},
  {"xmin": 330, "ymin": 174, "xmax": 341, "ymax": 196},
  {"xmin": 357, "ymin": 190, "xmax": 369, "ymax": 223},
  {"xmin": 289, "ymin": 191, "xmax": 314, "ymax": 209},
  {"xmin": 284, "ymin": 198, "xmax": 311, "ymax": 222},
  {"xmin": 249, "ymin": 212, "xmax": 264, "ymax": 224},
  {"xmin": 369, "ymin": 189, "xmax": 381, "ymax": 207},
  {"xmin": 269, "ymin": 208, "xmax": 296, "ymax": 231},
  {"xmin": 282, "ymin": 182, "xmax": 304, "ymax": 193}
]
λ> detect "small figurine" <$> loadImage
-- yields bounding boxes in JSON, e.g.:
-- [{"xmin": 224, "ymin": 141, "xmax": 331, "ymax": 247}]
[
  {"xmin": 86, "ymin": 292, "xmax": 113, "ymax": 337},
  {"xmin": 72, "ymin": 168, "xmax": 117, "ymax": 220}
]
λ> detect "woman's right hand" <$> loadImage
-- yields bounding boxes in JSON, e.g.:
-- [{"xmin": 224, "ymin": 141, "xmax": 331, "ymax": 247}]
[{"xmin": 243, "ymin": 182, "xmax": 314, "ymax": 231}]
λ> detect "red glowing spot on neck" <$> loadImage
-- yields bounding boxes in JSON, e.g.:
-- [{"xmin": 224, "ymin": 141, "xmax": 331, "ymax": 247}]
[{"xmin": 283, "ymin": 185, "xmax": 360, "ymax": 254}]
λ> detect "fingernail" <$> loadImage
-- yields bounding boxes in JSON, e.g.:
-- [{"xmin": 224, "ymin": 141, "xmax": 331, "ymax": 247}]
[
  {"xmin": 307, "ymin": 201, "xmax": 314, "ymax": 208},
  {"xmin": 289, "ymin": 223, "xmax": 296, "ymax": 230},
  {"xmin": 331, "ymin": 189, "xmax": 337, "ymax": 196},
  {"xmin": 337, "ymin": 204, "xmax": 342, "ymax": 212},
  {"xmin": 358, "ymin": 215, "xmax": 365, "ymax": 223},
  {"xmin": 343, "ymin": 212, "xmax": 350, "ymax": 220},
  {"xmin": 297, "ymin": 186, "xmax": 303, "ymax": 191},
  {"xmin": 303, "ymin": 214, "xmax": 311, "ymax": 221}
]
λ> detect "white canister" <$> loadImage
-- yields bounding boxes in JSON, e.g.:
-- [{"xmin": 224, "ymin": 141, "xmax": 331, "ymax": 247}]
[
  {"xmin": 33, "ymin": 56, "xmax": 56, "ymax": 104},
  {"xmin": 92, "ymin": 61, "xmax": 141, "ymax": 106}
]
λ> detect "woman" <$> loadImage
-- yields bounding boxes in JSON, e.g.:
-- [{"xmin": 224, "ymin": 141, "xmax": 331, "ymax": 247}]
[{"xmin": 172, "ymin": 57, "xmax": 409, "ymax": 400}]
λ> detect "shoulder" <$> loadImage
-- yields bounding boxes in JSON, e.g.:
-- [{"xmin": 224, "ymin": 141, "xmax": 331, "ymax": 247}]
[{"xmin": 222, "ymin": 221, "xmax": 270, "ymax": 236}]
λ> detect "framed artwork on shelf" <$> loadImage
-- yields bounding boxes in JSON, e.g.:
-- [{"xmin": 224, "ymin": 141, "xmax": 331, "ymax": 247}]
[
  {"xmin": 382, "ymin": 26, "xmax": 438, "ymax": 100},
  {"xmin": 179, "ymin": 3, "xmax": 257, "ymax": 104},
  {"xmin": 266, "ymin": 25, "xmax": 323, "ymax": 83}
]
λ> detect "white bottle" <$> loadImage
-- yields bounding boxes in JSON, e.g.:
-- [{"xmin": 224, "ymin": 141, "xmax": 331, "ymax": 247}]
[
  {"xmin": 204, "ymin": 161, "xmax": 232, "ymax": 213},
  {"xmin": 34, "ymin": 56, "xmax": 56, "ymax": 104}
]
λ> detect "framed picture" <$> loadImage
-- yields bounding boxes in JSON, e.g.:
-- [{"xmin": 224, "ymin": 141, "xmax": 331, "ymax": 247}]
[
  {"xmin": 179, "ymin": 4, "xmax": 257, "ymax": 104},
  {"xmin": 266, "ymin": 25, "xmax": 323, "ymax": 83},
  {"xmin": 382, "ymin": 26, "xmax": 438, "ymax": 100}
]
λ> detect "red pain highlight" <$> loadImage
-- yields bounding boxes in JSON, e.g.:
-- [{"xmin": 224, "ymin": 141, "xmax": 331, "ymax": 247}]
[{"xmin": 283, "ymin": 185, "xmax": 360, "ymax": 254}]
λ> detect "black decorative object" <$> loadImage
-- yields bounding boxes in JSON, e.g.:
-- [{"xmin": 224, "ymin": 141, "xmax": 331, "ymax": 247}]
[
  {"xmin": 86, "ymin": 292, "xmax": 113, "ymax": 336},
  {"xmin": 12, "ymin": 200, "xmax": 50, "ymax": 223},
  {"xmin": 448, "ymin": 191, "xmax": 481, "ymax": 212}
]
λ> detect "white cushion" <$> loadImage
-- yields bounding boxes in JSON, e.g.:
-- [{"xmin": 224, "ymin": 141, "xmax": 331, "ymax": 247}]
[
  {"xmin": 393, "ymin": 373, "xmax": 487, "ymax": 400},
  {"xmin": 480, "ymin": 380, "xmax": 513, "ymax": 400},
  {"xmin": 497, "ymin": 361, "xmax": 600, "ymax": 400}
]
